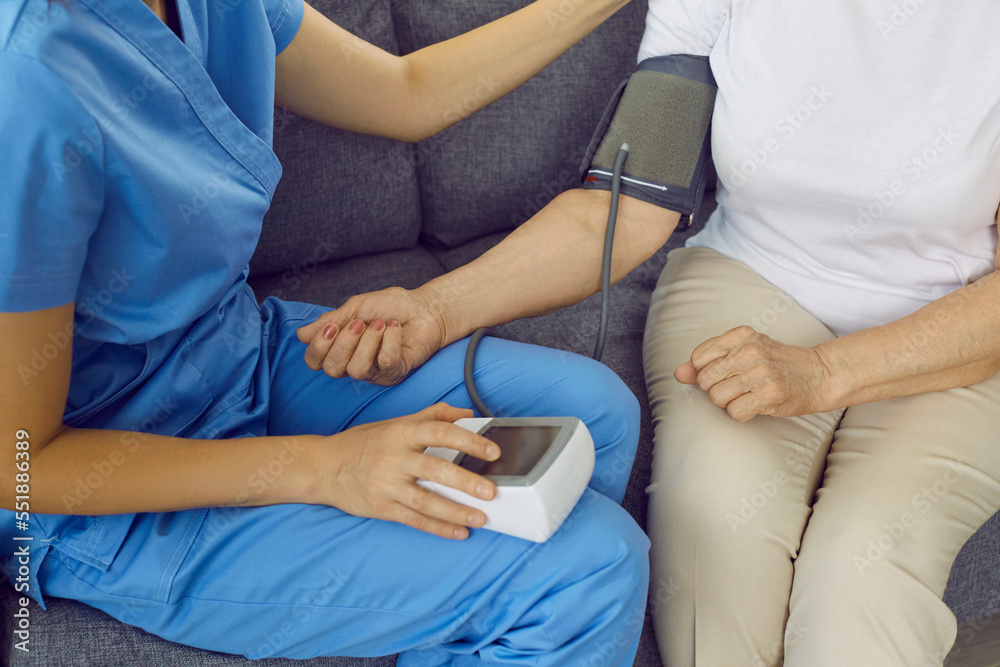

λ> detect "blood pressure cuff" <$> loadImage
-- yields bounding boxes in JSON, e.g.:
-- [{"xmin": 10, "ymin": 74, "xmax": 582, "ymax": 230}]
[{"xmin": 580, "ymin": 54, "xmax": 717, "ymax": 229}]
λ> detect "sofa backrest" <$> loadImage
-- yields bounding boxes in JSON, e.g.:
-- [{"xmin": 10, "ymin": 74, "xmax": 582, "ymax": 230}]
[{"xmin": 252, "ymin": 0, "xmax": 649, "ymax": 278}]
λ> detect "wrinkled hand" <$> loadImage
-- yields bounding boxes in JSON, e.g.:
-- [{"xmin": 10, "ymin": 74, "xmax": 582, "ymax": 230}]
[
  {"xmin": 318, "ymin": 403, "xmax": 499, "ymax": 540},
  {"xmin": 674, "ymin": 326, "xmax": 834, "ymax": 422},
  {"xmin": 296, "ymin": 287, "xmax": 447, "ymax": 386}
]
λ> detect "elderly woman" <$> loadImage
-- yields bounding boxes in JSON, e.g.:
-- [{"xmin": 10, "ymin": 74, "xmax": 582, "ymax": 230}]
[
  {"xmin": 0, "ymin": 0, "xmax": 653, "ymax": 663},
  {"xmin": 312, "ymin": 1, "xmax": 1000, "ymax": 664}
]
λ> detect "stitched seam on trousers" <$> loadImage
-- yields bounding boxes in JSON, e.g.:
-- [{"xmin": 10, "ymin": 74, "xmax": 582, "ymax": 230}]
[
  {"xmin": 186, "ymin": 381, "xmax": 251, "ymax": 436},
  {"xmin": 46, "ymin": 553, "xmax": 418, "ymax": 615},
  {"xmin": 156, "ymin": 509, "xmax": 207, "ymax": 602}
]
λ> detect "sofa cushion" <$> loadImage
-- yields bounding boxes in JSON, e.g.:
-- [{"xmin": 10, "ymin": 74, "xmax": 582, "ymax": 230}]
[
  {"xmin": 249, "ymin": 246, "xmax": 446, "ymax": 306},
  {"xmin": 944, "ymin": 510, "xmax": 1000, "ymax": 625},
  {"xmin": 393, "ymin": 0, "xmax": 650, "ymax": 248},
  {"xmin": 252, "ymin": 0, "xmax": 423, "ymax": 278},
  {"xmin": 0, "ymin": 586, "xmax": 394, "ymax": 667}
]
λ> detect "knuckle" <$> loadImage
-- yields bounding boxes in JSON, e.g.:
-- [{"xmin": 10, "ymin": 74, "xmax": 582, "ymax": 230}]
[
  {"xmin": 408, "ymin": 488, "xmax": 428, "ymax": 511},
  {"xmin": 322, "ymin": 358, "xmax": 345, "ymax": 379},
  {"xmin": 345, "ymin": 359, "xmax": 369, "ymax": 380},
  {"xmin": 424, "ymin": 422, "xmax": 452, "ymax": 445},
  {"xmin": 406, "ymin": 511, "xmax": 427, "ymax": 532},
  {"xmin": 419, "ymin": 456, "xmax": 446, "ymax": 484},
  {"xmin": 763, "ymin": 382, "xmax": 785, "ymax": 403},
  {"xmin": 303, "ymin": 350, "xmax": 321, "ymax": 370}
]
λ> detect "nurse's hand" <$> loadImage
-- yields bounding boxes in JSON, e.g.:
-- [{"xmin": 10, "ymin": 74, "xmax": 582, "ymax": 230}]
[
  {"xmin": 318, "ymin": 403, "xmax": 499, "ymax": 539},
  {"xmin": 296, "ymin": 287, "xmax": 447, "ymax": 385},
  {"xmin": 674, "ymin": 325, "xmax": 835, "ymax": 422}
]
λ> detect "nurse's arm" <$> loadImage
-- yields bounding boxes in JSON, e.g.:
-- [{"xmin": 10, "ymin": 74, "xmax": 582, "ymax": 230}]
[
  {"xmin": 0, "ymin": 305, "xmax": 500, "ymax": 540},
  {"xmin": 274, "ymin": 0, "xmax": 629, "ymax": 142}
]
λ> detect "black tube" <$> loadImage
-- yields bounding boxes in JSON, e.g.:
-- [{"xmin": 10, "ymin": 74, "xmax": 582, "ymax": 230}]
[
  {"xmin": 593, "ymin": 143, "xmax": 629, "ymax": 362},
  {"xmin": 463, "ymin": 327, "xmax": 495, "ymax": 418},
  {"xmin": 464, "ymin": 144, "xmax": 628, "ymax": 416}
]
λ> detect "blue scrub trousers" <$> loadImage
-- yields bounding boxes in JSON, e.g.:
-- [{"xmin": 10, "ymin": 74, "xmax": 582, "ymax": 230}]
[{"xmin": 36, "ymin": 305, "xmax": 650, "ymax": 665}]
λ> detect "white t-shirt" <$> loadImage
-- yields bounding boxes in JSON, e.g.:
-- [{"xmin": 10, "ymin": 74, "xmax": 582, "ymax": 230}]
[{"xmin": 639, "ymin": 0, "xmax": 1000, "ymax": 335}]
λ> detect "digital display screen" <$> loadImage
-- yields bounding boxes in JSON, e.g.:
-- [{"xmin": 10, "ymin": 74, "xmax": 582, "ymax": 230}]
[{"xmin": 458, "ymin": 425, "xmax": 560, "ymax": 477}]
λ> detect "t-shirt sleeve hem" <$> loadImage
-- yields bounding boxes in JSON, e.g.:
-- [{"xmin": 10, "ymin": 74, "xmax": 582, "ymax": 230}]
[
  {"xmin": 0, "ymin": 276, "xmax": 78, "ymax": 313},
  {"xmin": 269, "ymin": 0, "xmax": 305, "ymax": 56}
]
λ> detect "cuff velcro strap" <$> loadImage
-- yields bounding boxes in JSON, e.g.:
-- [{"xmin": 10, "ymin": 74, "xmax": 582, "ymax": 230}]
[{"xmin": 580, "ymin": 55, "xmax": 717, "ymax": 229}]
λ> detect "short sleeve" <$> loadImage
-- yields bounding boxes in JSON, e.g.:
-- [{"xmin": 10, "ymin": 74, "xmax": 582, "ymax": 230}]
[
  {"xmin": 0, "ymin": 53, "xmax": 105, "ymax": 313},
  {"xmin": 262, "ymin": 0, "xmax": 305, "ymax": 55},
  {"xmin": 638, "ymin": 0, "xmax": 732, "ymax": 61}
]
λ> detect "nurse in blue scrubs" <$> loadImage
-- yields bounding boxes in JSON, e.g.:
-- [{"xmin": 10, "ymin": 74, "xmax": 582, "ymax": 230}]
[{"xmin": 0, "ymin": 0, "xmax": 649, "ymax": 663}]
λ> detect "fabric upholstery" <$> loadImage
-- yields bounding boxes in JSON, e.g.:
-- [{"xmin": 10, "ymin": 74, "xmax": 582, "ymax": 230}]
[
  {"xmin": 5, "ymin": 0, "xmax": 999, "ymax": 665},
  {"xmin": 394, "ymin": 0, "xmax": 649, "ymax": 248},
  {"xmin": 252, "ymin": 0, "xmax": 423, "ymax": 277}
]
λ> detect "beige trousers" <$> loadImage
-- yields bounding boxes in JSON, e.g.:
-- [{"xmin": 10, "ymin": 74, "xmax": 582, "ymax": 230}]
[{"xmin": 643, "ymin": 247, "xmax": 1000, "ymax": 667}]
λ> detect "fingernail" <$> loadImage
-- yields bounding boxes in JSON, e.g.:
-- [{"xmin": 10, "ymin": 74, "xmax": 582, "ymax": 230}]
[
  {"xmin": 453, "ymin": 526, "xmax": 469, "ymax": 539},
  {"xmin": 469, "ymin": 512, "xmax": 485, "ymax": 527},
  {"xmin": 349, "ymin": 319, "xmax": 364, "ymax": 335},
  {"xmin": 477, "ymin": 482, "xmax": 493, "ymax": 500},
  {"xmin": 372, "ymin": 318, "xmax": 385, "ymax": 332},
  {"xmin": 391, "ymin": 319, "xmax": 400, "ymax": 327},
  {"xmin": 486, "ymin": 444, "xmax": 500, "ymax": 459},
  {"xmin": 322, "ymin": 324, "xmax": 336, "ymax": 339}
]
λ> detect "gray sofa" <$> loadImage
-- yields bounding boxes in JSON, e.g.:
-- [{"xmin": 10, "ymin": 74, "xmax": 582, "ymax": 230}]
[{"xmin": 3, "ymin": 1, "xmax": 999, "ymax": 665}]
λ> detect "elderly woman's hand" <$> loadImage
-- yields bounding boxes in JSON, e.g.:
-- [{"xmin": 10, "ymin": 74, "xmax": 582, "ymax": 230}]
[{"xmin": 674, "ymin": 325, "xmax": 836, "ymax": 422}]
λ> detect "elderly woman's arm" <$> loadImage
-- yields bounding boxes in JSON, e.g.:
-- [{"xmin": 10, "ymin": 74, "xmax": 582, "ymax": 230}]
[{"xmin": 676, "ymin": 238, "xmax": 1000, "ymax": 422}]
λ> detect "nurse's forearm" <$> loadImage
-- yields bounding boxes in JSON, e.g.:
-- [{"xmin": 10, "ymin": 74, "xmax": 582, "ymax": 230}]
[
  {"xmin": 422, "ymin": 189, "xmax": 678, "ymax": 346},
  {"xmin": 275, "ymin": 0, "xmax": 629, "ymax": 142},
  {"xmin": 398, "ymin": 0, "xmax": 630, "ymax": 140},
  {"xmin": 815, "ymin": 269, "xmax": 1000, "ymax": 408},
  {"xmin": 26, "ymin": 427, "xmax": 322, "ymax": 515}
]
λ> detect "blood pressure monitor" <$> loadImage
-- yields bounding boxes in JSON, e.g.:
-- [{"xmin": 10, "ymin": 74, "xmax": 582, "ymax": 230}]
[{"xmin": 419, "ymin": 417, "xmax": 595, "ymax": 543}]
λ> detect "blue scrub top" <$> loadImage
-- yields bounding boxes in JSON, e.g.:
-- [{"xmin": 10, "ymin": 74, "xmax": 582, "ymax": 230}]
[{"xmin": 0, "ymin": 0, "xmax": 304, "ymax": 597}]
